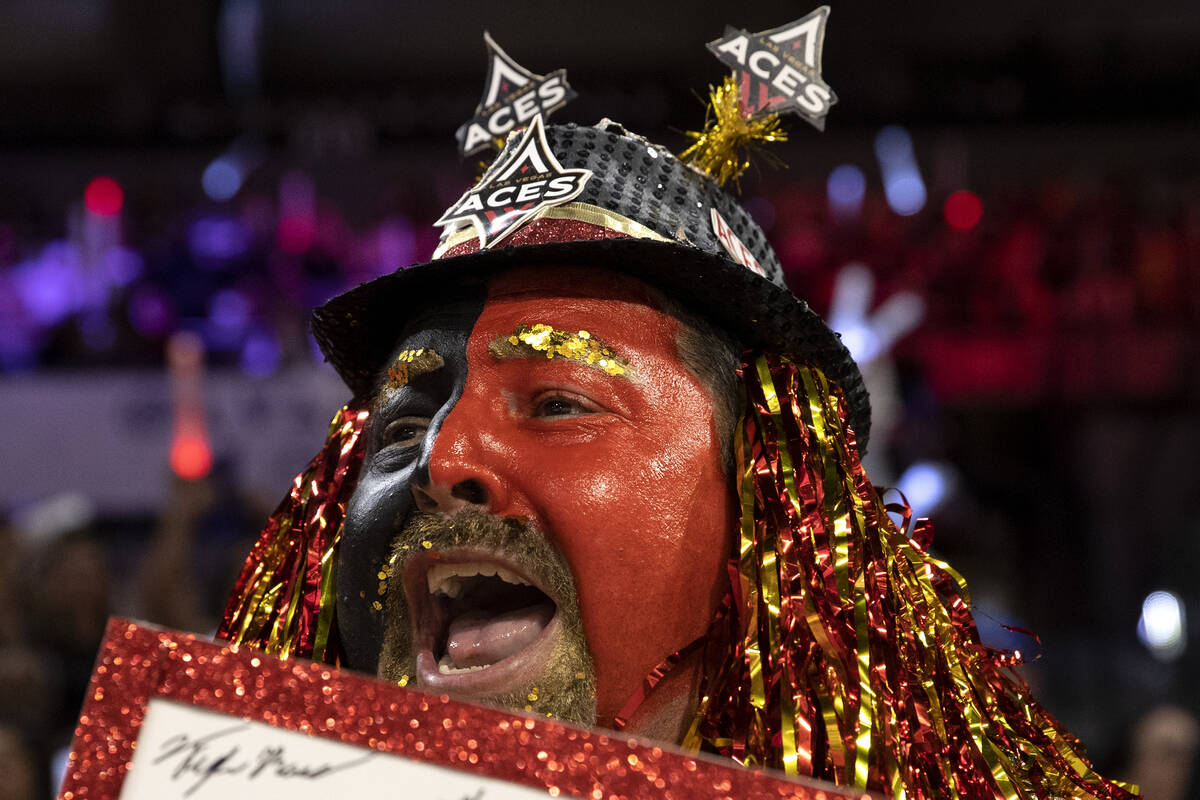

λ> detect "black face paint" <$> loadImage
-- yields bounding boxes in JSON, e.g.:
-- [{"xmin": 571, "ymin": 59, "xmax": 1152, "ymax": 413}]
[{"xmin": 338, "ymin": 294, "xmax": 484, "ymax": 671}]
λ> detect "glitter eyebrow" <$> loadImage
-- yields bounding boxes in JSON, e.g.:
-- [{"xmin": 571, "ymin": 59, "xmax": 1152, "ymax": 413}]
[
  {"xmin": 488, "ymin": 323, "xmax": 632, "ymax": 377},
  {"xmin": 383, "ymin": 348, "xmax": 446, "ymax": 389}
]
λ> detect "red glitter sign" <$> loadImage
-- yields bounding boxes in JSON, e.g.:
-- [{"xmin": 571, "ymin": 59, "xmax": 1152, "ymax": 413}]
[{"xmin": 60, "ymin": 619, "xmax": 878, "ymax": 799}]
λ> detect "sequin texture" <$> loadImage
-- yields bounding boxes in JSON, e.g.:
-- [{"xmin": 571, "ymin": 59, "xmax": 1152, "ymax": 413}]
[
  {"xmin": 62, "ymin": 619, "xmax": 876, "ymax": 799},
  {"xmin": 490, "ymin": 323, "xmax": 630, "ymax": 377}
]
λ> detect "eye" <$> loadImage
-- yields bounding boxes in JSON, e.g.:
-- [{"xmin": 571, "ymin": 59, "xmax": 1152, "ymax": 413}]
[
  {"xmin": 531, "ymin": 392, "xmax": 596, "ymax": 418},
  {"xmin": 381, "ymin": 416, "xmax": 430, "ymax": 449}
]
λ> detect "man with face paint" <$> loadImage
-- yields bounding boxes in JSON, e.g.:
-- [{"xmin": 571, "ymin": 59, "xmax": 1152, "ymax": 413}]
[
  {"xmin": 220, "ymin": 110, "xmax": 1137, "ymax": 800},
  {"xmin": 353, "ymin": 266, "xmax": 740, "ymax": 742}
]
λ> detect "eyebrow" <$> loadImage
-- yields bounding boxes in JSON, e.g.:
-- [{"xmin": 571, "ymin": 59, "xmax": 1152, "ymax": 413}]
[
  {"xmin": 382, "ymin": 348, "xmax": 446, "ymax": 390},
  {"xmin": 488, "ymin": 323, "xmax": 632, "ymax": 377}
]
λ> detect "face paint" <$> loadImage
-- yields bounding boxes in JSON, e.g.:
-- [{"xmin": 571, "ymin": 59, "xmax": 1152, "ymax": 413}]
[
  {"xmin": 340, "ymin": 297, "xmax": 483, "ymax": 671},
  {"xmin": 404, "ymin": 266, "xmax": 734, "ymax": 727},
  {"xmin": 489, "ymin": 324, "xmax": 632, "ymax": 377},
  {"xmin": 383, "ymin": 348, "xmax": 446, "ymax": 390}
]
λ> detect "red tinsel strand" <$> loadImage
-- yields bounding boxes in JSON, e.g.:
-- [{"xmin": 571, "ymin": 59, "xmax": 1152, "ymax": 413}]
[{"xmin": 218, "ymin": 403, "xmax": 368, "ymax": 663}]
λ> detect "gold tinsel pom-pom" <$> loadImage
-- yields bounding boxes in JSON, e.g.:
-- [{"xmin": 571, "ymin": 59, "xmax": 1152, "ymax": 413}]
[{"xmin": 681, "ymin": 75, "xmax": 787, "ymax": 189}]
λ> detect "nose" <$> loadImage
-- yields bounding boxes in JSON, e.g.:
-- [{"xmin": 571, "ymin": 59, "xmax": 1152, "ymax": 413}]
[
  {"xmin": 411, "ymin": 478, "xmax": 489, "ymax": 513},
  {"xmin": 410, "ymin": 392, "xmax": 510, "ymax": 515}
]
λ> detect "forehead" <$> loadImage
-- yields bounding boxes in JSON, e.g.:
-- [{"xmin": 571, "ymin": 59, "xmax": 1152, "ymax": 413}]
[{"xmin": 390, "ymin": 266, "xmax": 678, "ymax": 351}]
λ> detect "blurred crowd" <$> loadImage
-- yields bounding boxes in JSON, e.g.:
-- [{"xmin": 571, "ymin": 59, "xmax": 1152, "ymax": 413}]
[
  {"xmin": 2, "ymin": 162, "xmax": 1199, "ymax": 392},
  {"xmin": 0, "ymin": 476, "xmax": 263, "ymax": 799}
]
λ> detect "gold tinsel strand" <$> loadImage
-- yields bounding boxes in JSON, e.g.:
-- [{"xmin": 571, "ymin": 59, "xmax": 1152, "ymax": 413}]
[{"xmin": 681, "ymin": 75, "xmax": 788, "ymax": 189}]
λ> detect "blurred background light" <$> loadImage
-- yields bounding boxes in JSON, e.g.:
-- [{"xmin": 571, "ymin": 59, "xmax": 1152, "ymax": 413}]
[
  {"xmin": 875, "ymin": 126, "xmax": 926, "ymax": 216},
  {"xmin": 189, "ymin": 215, "xmax": 251, "ymax": 263},
  {"xmin": 83, "ymin": 176, "xmax": 124, "ymax": 216},
  {"xmin": 14, "ymin": 242, "xmax": 82, "ymax": 326},
  {"xmin": 1138, "ymin": 590, "xmax": 1186, "ymax": 662},
  {"xmin": 874, "ymin": 125, "xmax": 914, "ymax": 164},
  {"xmin": 169, "ymin": 431, "xmax": 213, "ymax": 481},
  {"xmin": 944, "ymin": 189, "xmax": 984, "ymax": 231},
  {"xmin": 883, "ymin": 172, "xmax": 926, "ymax": 216},
  {"xmin": 374, "ymin": 215, "xmax": 416, "ymax": 276},
  {"xmin": 202, "ymin": 158, "xmax": 243, "ymax": 202},
  {"xmin": 277, "ymin": 215, "xmax": 316, "ymax": 255},
  {"xmin": 828, "ymin": 262, "xmax": 925, "ymax": 365},
  {"xmin": 277, "ymin": 170, "xmax": 317, "ymax": 255},
  {"xmin": 78, "ymin": 310, "xmax": 115, "ymax": 351},
  {"xmin": 206, "ymin": 288, "xmax": 252, "ymax": 348},
  {"xmin": 896, "ymin": 461, "xmax": 960, "ymax": 519},
  {"xmin": 827, "ymin": 164, "xmax": 866, "ymax": 220},
  {"xmin": 127, "ymin": 286, "xmax": 174, "ymax": 338},
  {"xmin": 101, "ymin": 246, "xmax": 143, "ymax": 287},
  {"xmin": 240, "ymin": 328, "xmax": 281, "ymax": 376}
]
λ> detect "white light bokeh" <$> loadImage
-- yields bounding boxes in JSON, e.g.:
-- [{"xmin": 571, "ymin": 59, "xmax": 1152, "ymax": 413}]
[{"xmin": 1138, "ymin": 590, "xmax": 1186, "ymax": 662}]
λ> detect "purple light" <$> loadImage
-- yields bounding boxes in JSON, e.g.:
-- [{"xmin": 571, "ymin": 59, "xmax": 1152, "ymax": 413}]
[
  {"xmin": 240, "ymin": 329, "xmax": 281, "ymax": 376},
  {"xmin": 127, "ymin": 286, "xmax": 173, "ymax": 337},
  {"xmin": 14, "ymin": 242, "xmax": 82, "ymax": 325},
  {"xmin": 827, "ymin": 164, "xmax": 867, "ymax": 219},
  {"xmin": 874, "ymin": 125, "xmax": 927, "ymax": 217},
  {"xmin": 874, "ymin": 125, "xmax": 914, "ymax": 163},
  {"xmin": 102, "ymin": 246, "xmax": 144, "ymax": 287},
  {"xmin": 0, "ymin": 280, "xmax": 38, "ymax": 368},
  {"xmin": 188, "ymin": 215, "xmax": 251, "ymax": 265},
  {"xmin": 79, "ymin": 310, "xmax": 115, "ymax": 350},
  {"xmin": 208, "ymin": 288, "xmax": 252, "ymax": 336},
  {"xmin": 884, "ymin": 173, "xmax": 926, "ymax": 216},
  {"xmin": 374, "ymin": 216, "xmax": 416, "ymax": 276},
  {"xmin": 202, "ymin": 159, "xmax": 244, "ymax": 202}
]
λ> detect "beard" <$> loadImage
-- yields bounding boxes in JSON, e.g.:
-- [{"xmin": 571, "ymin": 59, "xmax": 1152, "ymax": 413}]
[{"xmin": 376, "ymin": 509, "xmax": 597, "ymax": 726}]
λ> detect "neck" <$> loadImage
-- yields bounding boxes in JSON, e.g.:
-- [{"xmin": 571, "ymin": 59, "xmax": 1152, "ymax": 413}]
[{"xmin": 614, "ymin": 647, "xmax": 706, "ymax": 744}]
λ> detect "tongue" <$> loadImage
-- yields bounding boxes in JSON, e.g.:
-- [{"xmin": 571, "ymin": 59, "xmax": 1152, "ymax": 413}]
[{"xmin": 445, "ymin": 604, "xmax": 554, "ymax": 668}]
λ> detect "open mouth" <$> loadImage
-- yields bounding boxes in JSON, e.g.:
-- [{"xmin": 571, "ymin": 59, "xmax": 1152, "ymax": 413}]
[{"xmin": 408, "ymin": 554, "xmax": 560, "ymax": 692}]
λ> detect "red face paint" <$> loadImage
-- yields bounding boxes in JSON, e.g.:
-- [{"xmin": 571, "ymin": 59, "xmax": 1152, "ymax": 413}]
[{"xmin": 424, "ymin": 267, "xmax": 735, "ymax": 725}]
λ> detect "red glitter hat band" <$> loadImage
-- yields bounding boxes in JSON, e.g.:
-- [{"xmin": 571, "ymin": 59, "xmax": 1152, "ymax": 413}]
[{"xmin": 433, "ymin": 202, "xmax": 669, "ymax": 260}]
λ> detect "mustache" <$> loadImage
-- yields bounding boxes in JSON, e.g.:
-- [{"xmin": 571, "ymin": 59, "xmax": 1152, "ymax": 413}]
[
  {"xmin": 378, "ymin": 508, "xmax": 597, "ymax": 726},
  {"xmin": 388, "ymin": 509, "xmax": 576, "ymax": 603}
]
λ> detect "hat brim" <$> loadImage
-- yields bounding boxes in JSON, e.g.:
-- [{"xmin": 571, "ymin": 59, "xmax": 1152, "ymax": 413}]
[{"xmin": 312, "ymin": 237, "xmax": 871, "ymax": 449}]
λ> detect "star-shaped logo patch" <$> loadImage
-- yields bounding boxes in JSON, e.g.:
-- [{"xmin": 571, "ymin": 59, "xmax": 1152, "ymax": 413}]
[
  {"xmin": 707, "ymin": 6, "xmax": 837, "ymax": 130},
  {"xmin": 454, "ymin": 32, "xmax": 578, "ymax": 158},
  {"xmin": 436, "ymin": 114, "xmax": 592, "ymax": 250}
]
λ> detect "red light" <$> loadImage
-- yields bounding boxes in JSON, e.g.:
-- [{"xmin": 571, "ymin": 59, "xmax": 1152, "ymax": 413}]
[
  {"xmin": 943, "ymin": 190, "xmax": 982, "ymax": 231},
  {"xmin": 277, "ymin": 215, "xmax": 316, "ymax": 255},
  {"xmin": 84, "ymin": 176, "xmax": 124, "ymax": 216},
  {"xmin": 170, "ymin": 432, "xmax": 213, "ymax": 481}
]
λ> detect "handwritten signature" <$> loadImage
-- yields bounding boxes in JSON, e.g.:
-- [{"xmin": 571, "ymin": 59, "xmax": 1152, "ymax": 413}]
[{"xmin": 151, "ymin": 724, "xmax": 374, "ymax": 796}]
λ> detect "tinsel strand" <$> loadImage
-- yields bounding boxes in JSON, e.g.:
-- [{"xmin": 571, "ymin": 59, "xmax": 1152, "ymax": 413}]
[
  {"xmin": 683, "ymin": 353, "xmax": 1139, "ymax": 800},
  {"xmin": 218, "ymin": 403, "xmax": 368, "ymax": 663},
  {"xmin": 680, "ymin": 75, "xmax": 787, "ymax": 189}
]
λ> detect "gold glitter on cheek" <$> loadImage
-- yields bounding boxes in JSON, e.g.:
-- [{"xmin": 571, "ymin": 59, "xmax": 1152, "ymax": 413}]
[{"xmin": 488, "ymin": 323, "xmax": 632, "ymax": 377}]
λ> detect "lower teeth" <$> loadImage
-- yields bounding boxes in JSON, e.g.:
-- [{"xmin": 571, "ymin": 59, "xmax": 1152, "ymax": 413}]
[{"xmin": 437, "ymin": 654, "xmax": 490, "ymax": 674}]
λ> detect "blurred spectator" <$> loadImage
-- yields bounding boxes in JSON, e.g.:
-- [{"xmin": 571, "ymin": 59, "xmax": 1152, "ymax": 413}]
[
  {"xmin": 1124, "ymin": 705, "xmax": 1199, "ymax": 800},
  {"xmin": 0, "ymin": 725, "xmax": 38, "ymax": 800}
]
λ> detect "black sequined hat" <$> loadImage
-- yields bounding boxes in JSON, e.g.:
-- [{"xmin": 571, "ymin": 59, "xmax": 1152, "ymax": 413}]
[{"xmin": 312, "ymin": 119, "xmax": 871, "ymax": 448}]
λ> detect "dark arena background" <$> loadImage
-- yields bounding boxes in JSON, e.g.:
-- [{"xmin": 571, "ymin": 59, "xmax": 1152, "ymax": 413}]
[{"xmin": 1, "ymin": 2, "xmax": 1197, "ymax": 797}]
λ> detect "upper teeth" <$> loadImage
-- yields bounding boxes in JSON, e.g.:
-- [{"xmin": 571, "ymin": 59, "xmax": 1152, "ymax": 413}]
[{"xmin": 427, "ymin": 561, "xmax": 531, "ymax": 598}]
